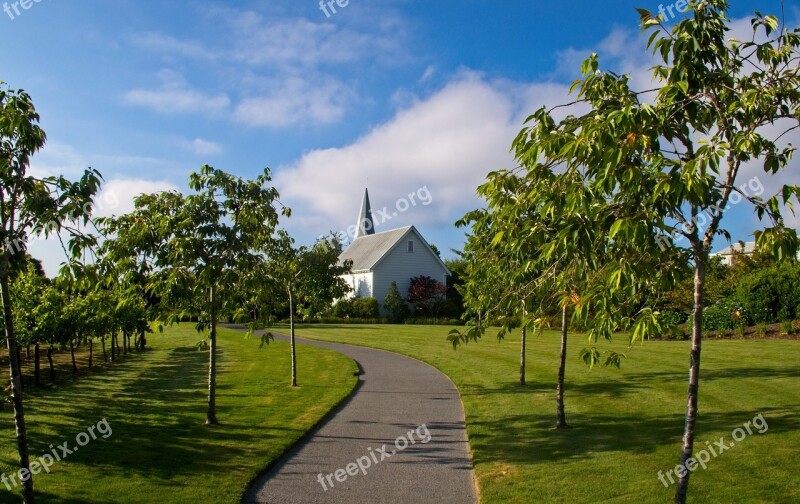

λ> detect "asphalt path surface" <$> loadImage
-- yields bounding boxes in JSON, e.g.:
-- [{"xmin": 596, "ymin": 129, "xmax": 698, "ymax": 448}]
[{"xmin": 240, "ymin": 331, "xmax": 477, "ymax": 504}]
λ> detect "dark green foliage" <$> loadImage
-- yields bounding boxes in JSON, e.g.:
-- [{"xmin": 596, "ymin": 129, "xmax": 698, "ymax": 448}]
[
  {"xmin": 662, "ymin": 254, "xmax": 800, "ymax": 330},
  {"xmin": 702, "ymin": 300, "xmax": 744, "ymax": 333},
  {"xmin": 307, "ymin": 316, "xmax": 389, "ymax": 325},
  {"xmin": 442, "ymin": 257, "xmax": 466, "ymax": 318},
  {"xmin": 402, "ymin": 317, "xmax": 465, "ymax": 326},
  {"xmin": 658, "ymin": 309, "xmax": 688, "ymax": 327},
  {"xmin": 383, "ymin": 281, "xmax": 409, "ymax": 322},
  {"xmin": 352, "ymin": 297, "xmax": 379, "ymax": 319},
  {"xmin": 332, "ymin": 297, "xmax": 379, "ymax": 319},
  {"xmin": 734, "ymin": 262, "xmax": 800, "ymax": 324}
]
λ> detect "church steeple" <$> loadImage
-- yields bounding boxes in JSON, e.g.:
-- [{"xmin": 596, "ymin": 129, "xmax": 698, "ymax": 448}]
[{"xmin": 355, "ymin": 188, "xmax": 375, "ymax": 239}]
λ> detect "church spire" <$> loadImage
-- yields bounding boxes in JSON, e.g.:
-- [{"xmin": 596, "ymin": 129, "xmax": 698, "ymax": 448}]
[{"xmin": 355, "ymin": 188, "xmax": 375, "ymax": 239}]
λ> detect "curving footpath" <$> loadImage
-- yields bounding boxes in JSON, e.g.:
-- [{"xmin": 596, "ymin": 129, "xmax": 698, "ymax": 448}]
[{"xmin": 242, "ymin": 332, "xmax": 477, "ymax": 504}]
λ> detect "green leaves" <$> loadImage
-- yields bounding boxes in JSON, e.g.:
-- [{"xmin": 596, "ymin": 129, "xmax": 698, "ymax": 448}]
[
  {"xmin": 447, "ymin": 324, "xmax": 487, "ymax": 350},
  {"xmin": 259, "ymin": 332, "xmax": 275, "ymax": 349},
  {"xmin": 461, "ymin": 0, "xmax": 800, "ymax": 370},
  {"xmin": 100, "ymin": 165, "xmax": 288, "ymax": 334},
  {"xmin": 636, "ymin": 8, "xmax": 662, "ymax": 27}
]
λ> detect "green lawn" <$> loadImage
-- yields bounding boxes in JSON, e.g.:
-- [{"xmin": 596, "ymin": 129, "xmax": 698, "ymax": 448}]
[
  {"xmin": 0, "ymin": 325, "xmax": 357, "ymax": 504},
  {"xmin": 292, "ymin": 324, "xmax": 800, "ymax": 504}
]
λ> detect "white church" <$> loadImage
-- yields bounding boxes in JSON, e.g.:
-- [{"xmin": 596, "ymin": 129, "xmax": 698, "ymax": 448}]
[{"xmin": 338, "ymin": 189, "xmax": 450, "ymax": 311}]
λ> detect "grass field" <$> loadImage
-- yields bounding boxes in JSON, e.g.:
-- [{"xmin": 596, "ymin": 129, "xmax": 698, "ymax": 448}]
[
  {"xmin": 0, "ymin": 325, "xmax": 357, "ymax": 504},
  {"xmin": 292, "ymin": 324, "xmax": 800, "ymax": 504}
]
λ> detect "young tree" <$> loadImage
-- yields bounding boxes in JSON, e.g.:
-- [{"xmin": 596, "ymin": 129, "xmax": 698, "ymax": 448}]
[
  {"xmin": 383, "ymin": 281, "xmax": 409, "ymax": 322},
  {"xmin": 262, "ymin": 231, "xmax": 302, "ymax": 387},
  {"xmin": 442, "ymin": 256, "xmax": 467, "ymax": 318},
  {"xmin": 1, "ymin": 84, "xmax": 101, "ymax": 503},
  {"xmin": 452, "ymin": 182, "xmax": 575, "ymax": 416},
  {"xmin": 296, "ymin": 235, "xmax": 352, "ymax": 320},
  {"xmin": 10, "ymin": 261, "xmax": 48, "ymax": 387},
  {"xmin": 509, "ymin": 3, "xmax": 800, "ymax": 501},
  {"xmin": 256, "ymin": 232, "xmax": 351, "ymax": 387},
  {"xmin": 101, "ymin": 165, "xmax": 286, "ymax": 424}
]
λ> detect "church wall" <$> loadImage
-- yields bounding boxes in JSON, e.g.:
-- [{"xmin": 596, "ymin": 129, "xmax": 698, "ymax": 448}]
[{"xmin": 371, "ymin": 229, "xmax": 449, "ymax": 314}]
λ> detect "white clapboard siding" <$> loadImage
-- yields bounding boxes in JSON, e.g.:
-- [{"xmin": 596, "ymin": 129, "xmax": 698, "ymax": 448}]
[
  {"xmin": 371, "ymin": 228, "xmax": 449, "ymax": 312},
  {"xmin": 339, "ymin": 226, "xmax": 450, "ymax": 315}
]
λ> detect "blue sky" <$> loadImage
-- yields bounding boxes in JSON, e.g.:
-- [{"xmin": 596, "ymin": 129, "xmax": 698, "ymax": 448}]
[{"xmin": 1, "ymin": 0, "xmax": 798, "ymax": 274}]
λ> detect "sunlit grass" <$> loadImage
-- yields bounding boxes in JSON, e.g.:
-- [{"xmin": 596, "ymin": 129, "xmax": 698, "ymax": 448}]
[
  {"xmin": 0, "ymin": 325, "xmax": 357, "ymax": 504},
  {"xmin": 292, "ymin": 324, "xmax": 800, "ymax": 504}
]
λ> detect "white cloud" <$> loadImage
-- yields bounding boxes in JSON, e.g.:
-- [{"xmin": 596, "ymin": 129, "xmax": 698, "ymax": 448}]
[
  {"xmin": 25, "ymin": 177, "xmax": 181, "ymax": 276},
  {"xmin": 420, "ymin": 65, "xmax": 436, "ymax": 83},
  {"xmin": 29, "ymin": 142, "xmax": 90, "ymax": 178},
  {"xmin": 133, "ymin": 32, "xmax": 216, "ymax": 61},
  {"xmin": 127, "ymin": 8, "xmax": 409, "ymax": 127},
  {"xmin": 181, "ymin": 138, "xmax": 223, "ymax": 156},
  {"xmin": 274, "ymin": 73, "xmax": 573, "ymax": 236},
  {"xmin": 275, "ymin": 12, "xmax": 800, "ymax": 246},
  {"xmin": 234, "ymin": 76, "xmax": 353, "ymax": 127},
  {"xmin": 124, "ymin": 69, "xmax": 230, "ymax": 115},
  {"xmin": 94, "ymin": 178, "xmax": 180, "ymax": 218}
]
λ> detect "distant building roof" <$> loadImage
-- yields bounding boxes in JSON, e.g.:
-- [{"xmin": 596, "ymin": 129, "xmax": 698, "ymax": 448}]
[
  {"xmin": 340, "ymin": 226, "xmax": 414, "ymax": 272},
  {"xmin": 339, "ymin": 225, "xmax": 451, "ymax": 275},
  {"xmin": 712, "ymin": 241, "xmax": 756, "ymax": 256}
]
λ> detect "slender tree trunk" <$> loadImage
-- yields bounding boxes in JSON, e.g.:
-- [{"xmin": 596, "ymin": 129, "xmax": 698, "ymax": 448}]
[
  {"xmin": 556, "ymin": 304, "xmax": 570, "ymax": 429},
  {"xmin": 26, "ymin": 344, "xmax": 31, "ymax": 358},
  {"xmin": 289, "ymin": 287, "xmax": 297, "ymax": 387},
  {"xmin": 101, "ymin": 336, "xmax": 108, "ymax": 363},
  {"xmin": 0, "ymin": 259, "xmax": 35, "ymax": 503},
  {"xmin": 47, "ymin": 347, "xmax": 55, "ymax": 382},
  {"xmin": 674, "ymin": 256, "xmax": 706, "ymax": 504},
  {"xmin": 520, "ymin": 300, "xmax": 526, "ymax": 386},
  {"xmin": 88, "ymin": 338, "xmax": 93, "ymax": 369},
  {"xmin": 16, "ymin": 346, "xmax": 23, "ymax": 392},
  {"xmin": 123, "ymin": 332, "xmax": 128, "ymax": 355},
  {"xmin": 139, "ymin": 330, "xmax": 146, "ymax": 351},
  {"xmin": 206, "ymin": 286, "xmax": 219, "ymax": 425},
  {"xmin": 34, "ymin": 344, "xmax": 41, "ymax": 387},
  {"xmin": 110, "ymin": 331, "xmax": 116, "ymax": 362},
  {"xmin": 69, "ymin": 340, "xmax": 77, "ymax": 376}
]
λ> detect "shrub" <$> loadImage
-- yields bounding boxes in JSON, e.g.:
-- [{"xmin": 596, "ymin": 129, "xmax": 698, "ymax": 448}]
[
  {"xmin": 702, "ymin": 300, "xmax": 741, "ymax": 333},
  {"xmin": 658, "ymin": 309, "xmax": 688, "ymax": 327},
  {"xmin": 780, "ymin": 320, "xmax": 794, "ymax": 336},
  {"xmin": 735, "ymin": 262, "xmax": 800, "ymax": 324},
  {"xmin": 332, "ymin": 298, "xmax": 355, "ymax": 318},
  {"xmin": 384, "ymin": 281, "xmax": 410, "ymax": 322},
  {"xmin": 402, "ymin": 317, "xmax": 465, "ymax": 326},
  {"xmin": 331, "ymin": 298, "xmax": 379, "ymax": 319},
  {"xmin": 407, "ymin": 276, "xmax": 447, "ymax": 316},
  {"xmin": 351, "ymin": 297, "xmax": 380, "ymax": 319},
  {"xmin": 756, "ymin": 322, "xmax": 768, "ymax": 338},
  {"xmin": 313, "ymin": 317, "xmax": 390, "ymax": 325}
]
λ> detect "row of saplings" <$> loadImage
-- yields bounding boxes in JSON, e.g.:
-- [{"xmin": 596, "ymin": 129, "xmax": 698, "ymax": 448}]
[{"xmin": 4, "ymin": 259, "xmax": 150, "ymax": 390}]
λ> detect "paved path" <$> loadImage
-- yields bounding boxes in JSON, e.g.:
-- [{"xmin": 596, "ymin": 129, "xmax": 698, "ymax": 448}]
[{"xmin": 240, "ymin": 331, "xmax": 477, "ymax": 504}]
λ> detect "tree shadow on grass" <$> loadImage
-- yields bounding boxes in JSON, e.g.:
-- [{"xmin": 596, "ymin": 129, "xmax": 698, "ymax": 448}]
[
  {"xmin": 467, "ymin": 404, "xmax": 800, "ymax": 467},
  {"xmin": 620, "ymin": 366, "xmax": 800, "ymax": 385},
  {"xmin": 25, "ymin": 345, "xmax": 289, "ymax": 485}
]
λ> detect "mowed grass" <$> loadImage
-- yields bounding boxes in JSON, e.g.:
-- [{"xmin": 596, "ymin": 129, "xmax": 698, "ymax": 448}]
[
  {"xmin": 0, "ymin": 325, "xmax": 357, "ymax": 504},
  {"xmin": 292, "ymin": 324, "xmax": 800, "ymax": 504}
]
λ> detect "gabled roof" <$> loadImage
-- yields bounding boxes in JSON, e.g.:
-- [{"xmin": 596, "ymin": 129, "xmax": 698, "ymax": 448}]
[
  {"xmin": 712, "ymin": 241, "xmax": 756, "ymax": 256},
  {"xmin": 339, "ymin": 225, "xmax": 451, "ymax": 275}
]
